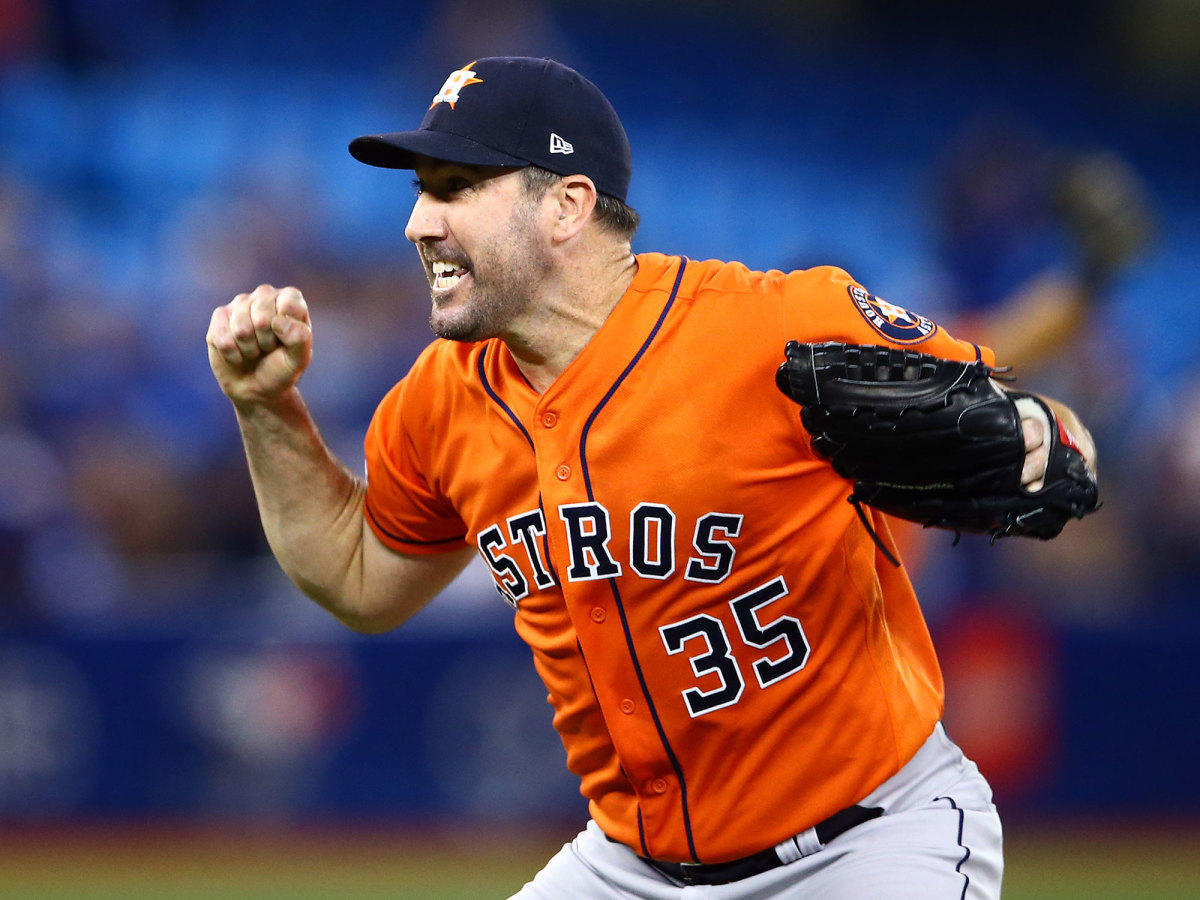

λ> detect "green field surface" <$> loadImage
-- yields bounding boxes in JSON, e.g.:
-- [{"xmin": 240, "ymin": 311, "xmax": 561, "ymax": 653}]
[{"xmin": 0, "ymin": 824, "xmax": 1196, "ymax": 899}]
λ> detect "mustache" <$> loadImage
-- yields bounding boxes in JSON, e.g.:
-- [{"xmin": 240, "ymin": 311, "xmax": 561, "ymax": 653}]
[{"xmin": 421, "ymin": 249, "xmax": 471, "ymax": 269}]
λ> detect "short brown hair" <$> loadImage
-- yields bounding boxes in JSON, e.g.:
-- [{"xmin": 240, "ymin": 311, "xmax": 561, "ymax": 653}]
[{"xmin": 520, "ymin": 166, "xmax": 640, "ymax": 241}]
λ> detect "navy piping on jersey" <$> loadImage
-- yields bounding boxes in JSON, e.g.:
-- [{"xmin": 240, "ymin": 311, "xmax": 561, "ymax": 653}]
[
  {"xmin": 364, "ymin": 498, "xmax": 467, "ymax": 546},
  {"xmin": 475, "ymin": 259, "xmax": 696, "ymax": 861},
  {"xmin": 935, "ymin": 795, "xmax": 973, "ymax": 899},
  {"xmin": 476, "ymin": 347, "xmax": 560, "ymax": 585},
  {"xmin": 575, "ymin": 636, "xmax": 650, "ymax": 859},
  {"xmin": 577, "ymin": 257, "xmax": 700, "ymax": 862},
  {"xmin": 478, "ymin": 349, "xmax": 536, "ymax": 450}
]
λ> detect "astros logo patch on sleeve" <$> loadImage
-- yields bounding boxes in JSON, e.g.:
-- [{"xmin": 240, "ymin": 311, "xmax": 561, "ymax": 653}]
[{"xmin": 849, "ymin": 285, "xmax": 938, "ymax": 343}]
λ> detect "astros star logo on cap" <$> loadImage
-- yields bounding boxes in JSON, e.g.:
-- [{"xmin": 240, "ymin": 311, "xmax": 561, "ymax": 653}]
[{"xmin": 430, "ymin": 61, "xmax": 484, "ymax": 109}]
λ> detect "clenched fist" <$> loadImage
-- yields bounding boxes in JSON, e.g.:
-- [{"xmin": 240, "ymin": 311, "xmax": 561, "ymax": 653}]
[{"xmin": 207, "ymin": 284, "xmax": 313, "ymax": 407}]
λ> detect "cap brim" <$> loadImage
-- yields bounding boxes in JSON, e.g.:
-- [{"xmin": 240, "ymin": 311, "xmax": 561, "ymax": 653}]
[{"xmin": 349, "ymin": 130, "xmax": 530, "ymax": 170}]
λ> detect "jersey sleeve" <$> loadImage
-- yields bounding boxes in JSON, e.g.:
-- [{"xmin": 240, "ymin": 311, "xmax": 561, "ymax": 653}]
[
  {"xmin": 363, "ymin": 370, "xmax": 471, "ymax": 555},
  {"xmin": 780, "ymin": 265, "xmax": 996, "ymax": 367}
]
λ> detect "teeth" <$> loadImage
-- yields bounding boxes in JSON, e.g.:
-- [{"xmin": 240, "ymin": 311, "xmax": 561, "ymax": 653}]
[{"xmin": 431, "ymin": 261, "xmax": 465, "ymax": 289}]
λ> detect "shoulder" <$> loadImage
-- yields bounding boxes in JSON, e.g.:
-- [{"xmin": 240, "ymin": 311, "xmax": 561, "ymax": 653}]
[
  {"xmin": 373, "ymin": 338, "xmax": 488, "ymax": 423},
  {"xmin": 406, "ymin": 337, "xmax": 489, "ymax": 387},
  {"xmin": 663, "ymin": 255, "xmax": 855, "ymax": 302},
  {"xmin": 680, "ymin": 257, "xmax": 780, "ymax": 297}
]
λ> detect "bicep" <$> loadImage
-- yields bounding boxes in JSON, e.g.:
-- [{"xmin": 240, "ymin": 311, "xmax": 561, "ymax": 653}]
[
  {"xmin": 352, "ymin": 525, "xmax": 477, "ymax": 633},
  {"xmin": 779, "ymin": 267, "xmax": 994, "ymax": 366}
]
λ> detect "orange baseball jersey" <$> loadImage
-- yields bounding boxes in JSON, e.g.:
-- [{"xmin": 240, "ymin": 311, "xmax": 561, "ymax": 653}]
[{"xmin": 363, "ymin": 252, "xmax": 995, "ymax": 864}]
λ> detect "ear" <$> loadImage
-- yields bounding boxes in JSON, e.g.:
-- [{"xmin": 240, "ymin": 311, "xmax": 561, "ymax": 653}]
[{"xmin": 550, "ymin": 175, "xmax": 598, "ymax": 242}]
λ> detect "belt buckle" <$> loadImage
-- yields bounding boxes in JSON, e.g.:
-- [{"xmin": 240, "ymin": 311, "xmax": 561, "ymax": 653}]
[{"xmin": 677, "ymin": 861, "xmax": 702, "ymax": 885}]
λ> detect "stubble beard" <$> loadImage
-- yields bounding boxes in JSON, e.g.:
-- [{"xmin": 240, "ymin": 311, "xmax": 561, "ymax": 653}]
[{"xmin": 428, "ymin": 200, "xmax": 552, "ymax": 343}]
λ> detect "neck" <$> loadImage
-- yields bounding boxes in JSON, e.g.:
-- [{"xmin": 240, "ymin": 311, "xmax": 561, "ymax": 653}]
[{"xmin": 507, "ymin": 249, "xmax": 638, "ymax": 393}]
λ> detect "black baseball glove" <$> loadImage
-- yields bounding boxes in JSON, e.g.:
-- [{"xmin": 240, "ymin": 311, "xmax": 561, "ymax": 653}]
[{"xmin": 775, "ymin": 341, "xmax": 1099, "ymax": 558}]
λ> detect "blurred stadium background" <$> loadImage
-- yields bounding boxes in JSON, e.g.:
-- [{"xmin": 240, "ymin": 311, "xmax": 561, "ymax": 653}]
[{"xmin": 2, "ymin": 0, "xmax": 1199, "ymax": 897}]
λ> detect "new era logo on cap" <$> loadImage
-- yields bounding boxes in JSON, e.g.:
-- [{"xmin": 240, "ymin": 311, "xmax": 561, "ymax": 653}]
[{"xmin": 348, "ymin": 57, "xmax": 633, "ymax": 202}]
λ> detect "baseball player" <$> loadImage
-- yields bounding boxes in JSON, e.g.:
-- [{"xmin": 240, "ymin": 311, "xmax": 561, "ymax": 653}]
[{"xmin": 206, "ymin": 57, "xmax": 1098, "ymax": 898}]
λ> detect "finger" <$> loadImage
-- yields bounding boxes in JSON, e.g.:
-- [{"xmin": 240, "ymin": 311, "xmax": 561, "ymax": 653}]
[
  {"xmin": 275, "ymin": 286, "xmax": 310, "ymax": 324},
  {"xmin": 1021, "ymin": 443, "xmax": 1050, "ymax": 492},
  {"xmin": 228, "ymin": 291, "xmax": 264, "ymax": 360},
  {"xmin": 272, "ymin": 313, "xmax": 312, "ymax": 349},
  {"xmin": 248, "ymin": 284, "xmax": 282, "ymax": 354},
  {"xmin": 207, "ymin": 304, "xmax": 246, "ymax": 367},
  {"xmin": 1012, "ymin": 396, "xmax": 1049, "ymax": 491},
  {"xmin": 1022, "ymin": 416, "xmax": 1045, "ymax": 452}
]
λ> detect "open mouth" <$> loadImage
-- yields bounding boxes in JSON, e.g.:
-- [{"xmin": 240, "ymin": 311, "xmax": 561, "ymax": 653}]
[{"xmin": 431, "ymin": 260, "xmax": 468, "ymax": 291}]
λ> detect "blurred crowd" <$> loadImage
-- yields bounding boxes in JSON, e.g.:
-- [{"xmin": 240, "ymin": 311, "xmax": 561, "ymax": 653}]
[
  {"xmin": 0, "ymin": 160, "xmax": 438, "ymax": 630},
  {"xmin": 1, "ymin": 0, "xmax": 1198, "ymax": 637}
]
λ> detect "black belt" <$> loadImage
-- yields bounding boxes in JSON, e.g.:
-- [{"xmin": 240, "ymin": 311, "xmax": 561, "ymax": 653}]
[{"xmin": 643, "ymin": 804, "xmax": 884, "ymax": 887}]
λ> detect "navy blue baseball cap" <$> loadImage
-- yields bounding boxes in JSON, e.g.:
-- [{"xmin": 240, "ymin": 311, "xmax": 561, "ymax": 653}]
[{"xmin": 349, "ymin": 57, "xmax": 632, "ymax": 202}]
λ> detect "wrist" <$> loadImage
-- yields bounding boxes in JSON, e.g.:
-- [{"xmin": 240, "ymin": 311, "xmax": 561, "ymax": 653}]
[{"xmin": 230, "ymin": 385, "xmax": 308, "ymax": 421}]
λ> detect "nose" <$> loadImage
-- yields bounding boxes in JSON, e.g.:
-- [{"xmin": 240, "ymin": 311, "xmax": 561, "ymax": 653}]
[{"xmin": 404, "ymin": 192, "xmax": 447, "ymax": 245}]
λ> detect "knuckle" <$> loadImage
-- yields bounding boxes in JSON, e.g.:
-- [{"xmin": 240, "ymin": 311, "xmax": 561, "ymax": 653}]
[{"xmin": 212, "ymin": 335, "xmax": 240, "ymax": 358}]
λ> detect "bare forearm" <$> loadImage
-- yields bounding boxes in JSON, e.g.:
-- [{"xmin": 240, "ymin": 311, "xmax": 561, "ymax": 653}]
[
  {"xmin": 233, "ymin": 387, "xmax": 474, "ymax": 633},
  {"xmin": 234, "ymin": 387, "xmax": 370, "ymax": 619},
  {"xmin": 208, "ymin": 284, "xmax": 472, "ymax": 632}
]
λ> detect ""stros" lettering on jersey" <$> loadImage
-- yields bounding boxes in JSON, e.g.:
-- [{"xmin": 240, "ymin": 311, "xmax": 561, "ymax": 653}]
[{"xmin": 476, "ymin": 503, "xmax": 744, "ymax": 606}]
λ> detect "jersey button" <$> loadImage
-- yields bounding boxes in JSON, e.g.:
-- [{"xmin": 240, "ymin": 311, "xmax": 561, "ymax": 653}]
[
  {"xmin": 541, "ymin": 411, "xmax": 558, "ymax": 428},
  {"xmin": 555, "ymin": 464, "xmax": 571, "ymax": 481},
  {"xmin": 651, "ymin": 778, "xmax": 669, "ymax": 794},
  {"xmin": 619, "ymin": 698, "xmax": 636, "ymax": 715},
  {"xmin": 590, "ymin": 607, "xmax": 606, "ymax": 623}
]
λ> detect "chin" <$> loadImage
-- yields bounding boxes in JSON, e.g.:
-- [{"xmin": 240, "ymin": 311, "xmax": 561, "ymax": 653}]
[{"xmin": 429, "ymin": 312, "xmax": 489, "ymax": 343}]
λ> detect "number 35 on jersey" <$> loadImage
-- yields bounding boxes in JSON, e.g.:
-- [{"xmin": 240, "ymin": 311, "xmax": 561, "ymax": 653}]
[{"xmin": 476, "ymin": 501, "xmax": 812, "ymax": 719}]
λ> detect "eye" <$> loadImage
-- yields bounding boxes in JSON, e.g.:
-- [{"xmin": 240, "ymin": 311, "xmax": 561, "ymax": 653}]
[{"xmin": 413, "ymin": 172, "xmax": 477, "ymax": 199}]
